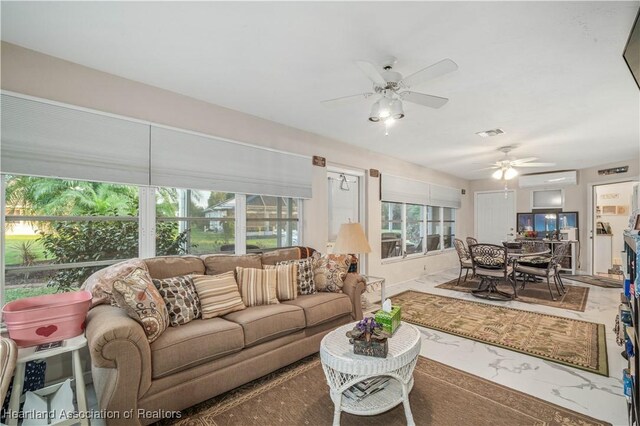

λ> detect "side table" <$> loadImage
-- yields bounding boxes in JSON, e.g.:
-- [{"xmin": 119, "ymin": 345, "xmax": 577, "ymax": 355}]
[
  {"xmin": 320, "ymin": 322, "xmax": 421, "ymax": 425},
  {"xmin": 6, "ymin": 335, "xmax": 89, "ymax": 426},
  {"xmin": 360, "ymin": 275, "xmax": 386, "ymax": 309}
]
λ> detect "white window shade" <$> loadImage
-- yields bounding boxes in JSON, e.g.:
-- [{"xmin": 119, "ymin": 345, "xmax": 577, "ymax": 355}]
[
  {"xmin": 150, "ymin": 126, "xmax": 312, "ymax": 199},
  {"xmin": 430, "ymin": 184, "xmax": 461, "ymax": 208},
  {"xmin": 1, "ymin": 94, "xmax": 150, "ymax": 185},
  {"xmin": 380, "ymin": 174, "xmax": 430, "ymax": 206}
]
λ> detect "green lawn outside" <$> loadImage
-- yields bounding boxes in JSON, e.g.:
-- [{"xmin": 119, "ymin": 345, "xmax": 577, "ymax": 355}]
[
  {"xmin": 4, "ymin": 286, "xmax": 58, "ymax": 304},
  {"xmin": 5, "ymin": 235, "xmax": 54, "ymax": 266}
]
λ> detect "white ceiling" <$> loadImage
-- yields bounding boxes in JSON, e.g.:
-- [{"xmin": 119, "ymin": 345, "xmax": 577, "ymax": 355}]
[{"xmin": 2, "ymin": 1, "xmax": 639, "ymax": 180}]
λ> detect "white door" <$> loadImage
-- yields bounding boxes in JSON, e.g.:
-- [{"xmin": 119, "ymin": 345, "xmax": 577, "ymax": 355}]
[
  {"xmin": 475, "ymin": 191, "xmax": 516, "ymax": 244},
  {"xmin": 327, "ymin": 171, "xmax": 360, "ymax": 242}
]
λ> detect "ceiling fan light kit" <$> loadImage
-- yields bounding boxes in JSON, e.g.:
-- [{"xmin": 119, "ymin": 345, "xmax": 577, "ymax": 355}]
[{"xmin": 321, "ymin": 57, "xmax": 458, "ymax": 128}]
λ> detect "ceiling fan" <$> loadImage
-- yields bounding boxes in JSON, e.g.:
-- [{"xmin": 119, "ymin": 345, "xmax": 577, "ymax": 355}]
[
  {"xmin": 320, "ymin": 56, "xmax": 458, "ymax": 127},
  {"xmin": 484, "ymin": 146, "xmax": 556, "ymax": 180}
]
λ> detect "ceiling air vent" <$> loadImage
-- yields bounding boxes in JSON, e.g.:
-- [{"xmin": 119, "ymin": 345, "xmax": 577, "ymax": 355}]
[
  {"xmin": 475, "ymin": 128, "xmax": 505, "ymax": 138},
  {"xmin": 598, "ymin": 166, "xmax": 628, "ymax": 175}
]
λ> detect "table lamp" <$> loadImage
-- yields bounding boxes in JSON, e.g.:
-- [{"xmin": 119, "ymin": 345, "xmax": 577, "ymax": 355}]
[{"xmin": 333, "ymin": 222, "xmax": 372, "ymax": 273}]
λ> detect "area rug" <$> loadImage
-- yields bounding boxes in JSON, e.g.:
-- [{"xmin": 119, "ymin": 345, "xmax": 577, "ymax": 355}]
[
  {"xmin": 565, "ymin": 275, "xmax": 623, "ymax": 288},
  {"xmin": 391, "ymin": 290, "xmax": 608, "ymax": 376},
  {"xmin": 436, "ymin": 277, "xmax": 589, "ymax": 312},
  {"xmin": 163, "ymin": 355, "xmax": 609, "ymax": 426}
]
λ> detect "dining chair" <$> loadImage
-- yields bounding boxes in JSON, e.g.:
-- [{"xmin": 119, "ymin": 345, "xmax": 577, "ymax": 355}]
[
  {"xmin": 514, "ymin": 242, "xmax": 569, "ymax": 300},
  {"xmin": 469, "ymin": 243, "xmax": 515, "ymax": 300},
  {"xmin": 454, "ymin": 238, "xmax": 473, "ymax": 285},
  {"xmin": 0, "ymin": 337, "xmax": 18, "ymax": 404},
  {"xmin": 466, "ymin": 236, "xmax": 478, "ymax": 247}
]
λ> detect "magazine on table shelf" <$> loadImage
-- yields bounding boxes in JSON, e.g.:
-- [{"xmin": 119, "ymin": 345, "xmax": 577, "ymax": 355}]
[{"xmin": 343, "ymin": 377, "xmax": 391, "ymax": 402}]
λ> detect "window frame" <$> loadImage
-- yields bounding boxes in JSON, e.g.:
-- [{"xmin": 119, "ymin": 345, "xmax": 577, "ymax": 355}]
[
  {"xmin": 381, "ymin": 201, "xmax": 457, "ymax": 264},
  {"xmin": 1, "ymin": 175, "xmax": 304, "ymax": 309}
]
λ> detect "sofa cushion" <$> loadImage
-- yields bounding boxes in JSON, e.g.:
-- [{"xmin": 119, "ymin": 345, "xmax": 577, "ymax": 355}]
[
  {"xmin": 235, "ymin": 267, "xmax": 280, "ymax": 307},
  {"xmin": 261, "ymin": 247, "xmax": 316, "ymax": 266},
  {"xmin": 313, "ymin": 253, "xmax": 351, "ymax": 293},
  {"xmin": 82, "ymin": 258, "xmax": 149, "ymax": 307},
  {"xmin": 144, "ymin": 256, "xmax": 205, "ymax": 280},
  {"xmin": 150, "ymin": 317, "xmax": 244, "ymax": 378},
  {"xmin": 264, "ymin": 263, "xmax": 298, "ymax": 301},
  {"xmin": 152, "ymin": 275, "xmax": 201, "ymax": 326},
  {"xmin": 112, "ymin": 268, "xmax": 169, "ymax": 343},
  {"xmin": 202, "ymin": 254, "xmax": 262, "ymax": 276},
  {"xmin": 223, "ymin": 304, "xmax": 305, "ymax": 347},
  {"xmin": 282, "ymin": 293, "xmax": 352, "ymax": 327},
  {"xmin": 192, "ymin": 272, "xmax": 246, "ymax": 319}
]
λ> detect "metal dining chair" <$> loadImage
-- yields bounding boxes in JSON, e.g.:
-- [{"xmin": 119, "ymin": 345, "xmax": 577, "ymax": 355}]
[
  {"xmin": 469, "ymin": 243, "xmax": 515, "ymax": 300},
  {"xmin": 514, "ymin": 242, "xmax": 569, "ymax": 300},
  {"xmin": 454, "ymin": 238, "xmax": 473, "ymax": 285},
  {"xmin": 466, "ymin": 236, "xmax": 478, "ymax": 247}
]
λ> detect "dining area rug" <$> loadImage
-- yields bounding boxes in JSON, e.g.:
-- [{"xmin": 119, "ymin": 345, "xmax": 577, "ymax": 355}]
[
  {"xmin": 391, "ymin": 290, "xmax": 608, "ymax": 376},
  {"xmin": 163, "ymin": 355, "xmax": 609, "ymax": 426},
  {"xmin": 436, "ymin": 277, "xmax": 589, "ymax": 312}
]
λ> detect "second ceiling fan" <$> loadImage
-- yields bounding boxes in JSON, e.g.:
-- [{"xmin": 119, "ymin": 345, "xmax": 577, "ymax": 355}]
[{"xmin": 321, "ymin": 56, "xmax": 458, "ymax": 125}]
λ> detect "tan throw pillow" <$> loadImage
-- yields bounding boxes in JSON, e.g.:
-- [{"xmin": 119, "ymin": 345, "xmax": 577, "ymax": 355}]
[
  {"xmin": 81, "ymin": 259, "xmax": 149, "ymax": 307},
  {"xmin": 152, "ymin": 275, "xmax": 201, "ymax": 326},
  {"xmin": 313, "ymin": 253, "xmax": 351, "ymax": 293},
  {"xmin": 264, "ymin": 263, "xmax": 298, "ymax": 301},
  {"xmin": 235, "ymin": 267, "xmax": 279, "ymax": 307},
  {"xmin": 112, "ymin": 268, "xmax": 169, "ymax": 343},
  {"xmin": 192, "ymin": 272, "xmax": 246, "ymax": 319}
]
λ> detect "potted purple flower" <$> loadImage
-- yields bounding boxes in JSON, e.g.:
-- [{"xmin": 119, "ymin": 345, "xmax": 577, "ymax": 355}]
[{"xmin": 346, "ymin": 317, "xmax": 390, "ymax": 357}]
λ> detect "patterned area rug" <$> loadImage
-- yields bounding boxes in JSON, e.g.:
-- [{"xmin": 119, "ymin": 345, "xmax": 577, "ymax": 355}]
[
  {"xmin": 162, "ymin": 355, "xmax": 609, "ymax": 426},
  {"xmin": 565, "ymin": 275, "xmax": 623, "ymax": 288},
  {"xmin": 391, "ymin": 290, "xmax": 608, "ymax": 376},
  {"xmin": 436, "ymin": 277, "xmax": 589, "ymax": 312}
]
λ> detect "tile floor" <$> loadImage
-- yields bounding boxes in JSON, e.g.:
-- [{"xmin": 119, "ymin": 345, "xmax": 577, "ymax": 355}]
[
  {"xmin": 85, "ymin": 269, "xmax": 627, "ymax": 425},
  {"xmin": 378, "ymin": 268, "xmax": 627, "ymax": 426}
]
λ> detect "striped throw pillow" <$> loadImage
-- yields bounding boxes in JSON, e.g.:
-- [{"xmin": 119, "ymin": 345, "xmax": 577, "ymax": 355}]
[
  {"xmin": 191, "ymin": 272, "xmax": 246, "ymax": 319},
  {"xmin": 235, "ymin": 267, "xmax": 280, "ymax": 307},
  {"xmin": 264, "ymin": 263, "xmax": 298, "ymax": 301}
]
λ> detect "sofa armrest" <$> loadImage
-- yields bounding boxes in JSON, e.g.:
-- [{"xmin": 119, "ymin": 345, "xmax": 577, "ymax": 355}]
[
  {"xmin": 342, "ymin": 273, "xmax": 366, "ymax": 320},
  {"xmin": 86, "ymin": 305, "xmax": 152, "ymax": 423}
]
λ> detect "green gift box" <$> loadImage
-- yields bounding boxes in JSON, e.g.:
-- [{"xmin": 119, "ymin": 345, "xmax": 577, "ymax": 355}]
[{"xmin": 375, "ymin": 306, "xmax": 401, "ymax": 335}]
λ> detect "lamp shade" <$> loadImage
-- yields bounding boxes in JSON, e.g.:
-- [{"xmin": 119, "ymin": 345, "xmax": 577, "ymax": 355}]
[{"xmin": 333, "ymin": 222, "xmax": 372, "ymax": 254}]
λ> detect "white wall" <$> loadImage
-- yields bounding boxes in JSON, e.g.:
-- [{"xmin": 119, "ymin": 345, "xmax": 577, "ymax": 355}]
[
  {"xmin": 0, "ymin": 41, "xmax": 470, "ymax": 285},
  {"xmin": 595, "ymin": 181, "xmax": 636, "ymax": 267},
  {"xmin": 469, "ymin": 160, "xmax": 640, "ymax": 273}
]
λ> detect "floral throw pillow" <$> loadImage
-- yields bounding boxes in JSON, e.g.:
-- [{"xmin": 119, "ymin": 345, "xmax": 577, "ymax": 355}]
[
  {"xmin": 276, "ymin": 258, "xmax": 316, "ymax": 295},
  {"xmin": 312, "ymin": 253, "xmax": 351, "ymax": 293},
  {"xmin": 112, "ymin": 268, "xmax": 169, "ymax": 343},
  {"xmin": 152, "ymin": 275, "xmax": 201, "ymax": 326}
]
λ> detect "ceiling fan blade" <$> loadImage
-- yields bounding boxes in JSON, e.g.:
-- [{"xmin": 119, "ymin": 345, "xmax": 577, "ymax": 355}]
[
  {"xmin": 320, "ymin": 92, "xmax": 375, "ymax": 108},
  {"xmin": 399, "ymin": 58, "xmax": 458, "ymax": 89},
  {"xmin": 400, "ymin": 91, "xmax": 449, "ymax": 108},
  {"xmin": 474, "ymin": 166, "xmax": 500, "ymax": 171},
  {"xmin": 511, "ymin": 157, "xmax": 538, "ymax": 164},
  {"xmin": 515, "ymin": 162, "xmax": 556, "ymax": 167},
  {"xmin": 355, "ymin": 61, "xmax": 387, "ymax": 87}
]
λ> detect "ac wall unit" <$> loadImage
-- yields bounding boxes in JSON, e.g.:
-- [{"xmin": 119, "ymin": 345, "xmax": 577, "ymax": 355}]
[{"xmin": 518, "ymin": 171, "xmax": 577, "ymax": 189}]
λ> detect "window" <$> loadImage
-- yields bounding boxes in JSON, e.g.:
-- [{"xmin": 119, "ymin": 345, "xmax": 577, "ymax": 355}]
[
  {"xmin": 3, "ymin": 175, "xmax": 140, "ymax": 303},
  {"xmin": 443, "ymin": 207, "xmax": 456, "ymax": 249},
  {"xmin": 381, "ymin": 202, "xmax": 403, "ymax": 259},
  {"xmin": 246, "ymin": 196, "xmax": 299, "ymax": 252},
  {"xmin": 2, "ymin": 178, "xmax": 303, "ymax": 307},
  {"xmin": 156, "ymin": 188, "xmax": 235, "ymax": 254},
  {"xmin": 406, "ymin": 204, "xmax": 424, "ymax": 255},
  {"xmin": 381, "ymin": 201, "xmax": 457, "ymax": 261}
]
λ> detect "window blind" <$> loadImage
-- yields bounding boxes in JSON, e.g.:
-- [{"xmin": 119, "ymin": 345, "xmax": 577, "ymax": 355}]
[
  {"xmin": 0, "ymin": 94, "xmax": 150, "ymax": 185},
  {"xmin": 430, "ymin": 184, "xmax": 462, "ymax": 208},
  {"xmin": 150, "ymin": 126, "xmax": 312, "ymax": 199},
  {"xmin": 380, "ymin": 174, "xmax": 431, "ymax": 206}
]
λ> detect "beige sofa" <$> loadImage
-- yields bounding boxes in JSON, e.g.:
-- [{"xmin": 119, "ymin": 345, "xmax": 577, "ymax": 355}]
[{"xmin": 85, "ymin": 248, "xmax": 365, "ymax": 425}]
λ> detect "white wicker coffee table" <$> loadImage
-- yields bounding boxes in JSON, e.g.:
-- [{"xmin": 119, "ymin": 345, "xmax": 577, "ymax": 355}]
[{"xmin": 320, "ymin": 322, "xmax": 421, "ymax": 426}]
